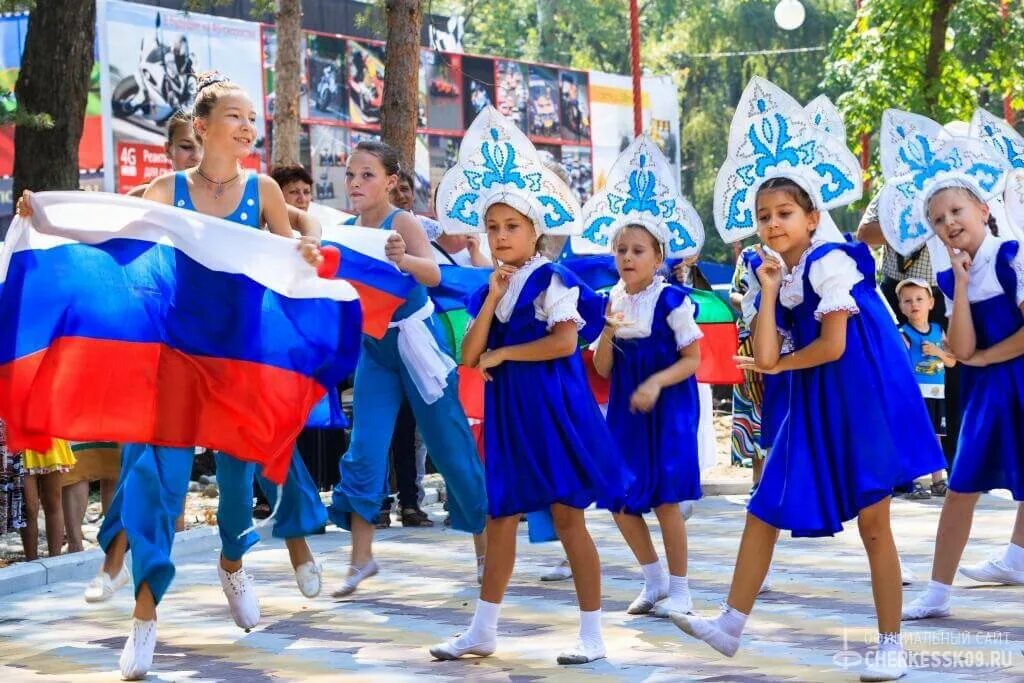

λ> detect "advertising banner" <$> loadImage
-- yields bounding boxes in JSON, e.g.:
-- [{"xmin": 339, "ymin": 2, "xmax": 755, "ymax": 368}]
[{"xmin": 104, "ymin": 0, "xmax": 264, "ymax": 188}]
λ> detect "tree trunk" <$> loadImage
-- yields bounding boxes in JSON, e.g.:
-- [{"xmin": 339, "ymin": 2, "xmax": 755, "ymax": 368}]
[
  {"xmin": 381, "ymin": 0, "xmax": 421, "ymax": 176},
  {"xmin": 922, "ymin": 0, "xmax": 955, "ymax": 117},
  {"xmin": 13, "ymin": 0, "xmax": 95, "ymax": 201},
  {"xmin": 271, "ymin": 0, "xmax": 303, "ymax": 167}
]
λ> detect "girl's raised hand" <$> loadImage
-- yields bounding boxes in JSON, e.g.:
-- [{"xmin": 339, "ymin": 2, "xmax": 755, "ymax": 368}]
[
  {"xmin": 298, "ymin": 235, "xmax": 323, "ymax": 268},
  {"xmin": 488, "ymin": 257, "xmax": 516, "ymax": 298},
  {"xmin": 755, "ymin": 249, "xmax": 782, "ymax": 291},
  {"xmin": 603, "ymin": 310, "xmax": 634, "ymax": 334},
  {"xmin": 15, "ymin": 190, "xmax": 33, "ymax": 218},
  {"xmin": 385, "ymin": 231, "xmax": 407, "ymax": 266},
  {"xmin": 948, "ymin": 246, "xmax": 972, "ymax": 282}
]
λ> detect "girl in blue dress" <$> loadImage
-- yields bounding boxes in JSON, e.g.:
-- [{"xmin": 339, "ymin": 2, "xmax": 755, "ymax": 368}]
[
  {"xmin": 429, "ymin": 106, "xmax": 627, "ymax": 665},
  {"xmin": 874, "ymin": 110, "xmax": 1024, "ymax": 622},
  {"xmin": 581, "ymin": 136, "xmax": 705, "ymax": 618},
  {"xmin": 672, "ymin": 79, "xmax": 944, "ymax": 683}
]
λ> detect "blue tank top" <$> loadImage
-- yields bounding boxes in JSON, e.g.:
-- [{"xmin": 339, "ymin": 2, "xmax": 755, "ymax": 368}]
[
  {"xmin": 345, "ymin": 208, "xmax": 428, "ymax": 322},
  {"xmin": 899, "ymin": 322, "xmax": 945, "ymax": 397},
  {"xmin": 173, "ymin": 171, "xmax": 261, "ymax": 229}
]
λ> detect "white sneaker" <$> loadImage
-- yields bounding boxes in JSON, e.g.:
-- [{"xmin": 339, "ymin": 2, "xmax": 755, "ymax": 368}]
[
  {"xmin": 652, "ymin": 594, "xmax": 694, "ymax": 618},
  {"xmin": 900, "ymin": 563, "xmax": 915, "ymax": 586},
  {"xmin": 294, "ymin": 561, "xmax": 322, "ymax": 598},
  {"xmin": 860, "ymin": 648, "xmax": 909, "ymax": 681},
  {"xmin": 332, "ymin": 559, "xmax": 379, "ymax": 598},
  {"xmin": 556, "ymin": 638, "xmax": 606, "ymax": 665},
  {"xmin": 670, "ymin": 612, "xmax": 739, "ymax": 657},
  {"xmin": 84, "ymin": 564, "xmax": 130, "ymax": 603},
  {"xmin": 218, "ymin": 565, "xmax": 260, "ymax": 630},
  {"xmin": 959, "ymin": 557, "xmax": 1024, "ymax": 585},
  {"xmin": 119, "ymin": 618, "xmax": 156, "ymax": 681},
  {"xmin": 429, "ymin": 632, "xmax": 496, "ymax": 660},
  {"xmin": 540, "ymin": 559, "xmax": 572, "ymax": 582},
  {"xmin": 627, "ymin": 583, "xmax": 668, "ymax": 615},
  {"xmin": 901, "ymin": 593, "xmax": 950, "ymax": 621}
]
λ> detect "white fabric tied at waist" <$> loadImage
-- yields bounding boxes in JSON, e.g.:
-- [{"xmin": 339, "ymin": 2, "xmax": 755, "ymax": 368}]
[{"xmin": 388, "ymin": 299, "xmax": 456, "ymax": 404}]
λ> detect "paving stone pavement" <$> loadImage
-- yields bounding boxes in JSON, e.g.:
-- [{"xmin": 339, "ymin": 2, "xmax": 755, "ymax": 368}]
[{"xmin": 0, "ymin": 494, "xmax": 1021, "ymax": 682}]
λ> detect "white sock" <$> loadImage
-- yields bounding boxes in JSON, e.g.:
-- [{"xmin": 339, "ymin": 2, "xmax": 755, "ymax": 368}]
[
  {"xmin": 919, "ymin": 579, "xmax": 951, "ymax": 606},
  {"xmin": 668, "ymin": 575, "xmax": 689, "ymax": 601},
  {"xmin": 878, "ymin": 632, "xmax": 902, "ymax": 652},
  {"xmin": 640, "ymin": 561, "xmax": 666, "ymax": 599},
  {"xmin": 578, "ymin": 608, "xmax": 603, "ymax": 645},
  {"xmin": 711, "ymin": 604, "xmax": 748, "ymax": 638},
  {"xmin": 1002, "ymin": 543, "xmax": 1024, "ymax": 570},
  {"xmin": 458, "ymin": 599, "xmax": 500, "ymax": 645}
]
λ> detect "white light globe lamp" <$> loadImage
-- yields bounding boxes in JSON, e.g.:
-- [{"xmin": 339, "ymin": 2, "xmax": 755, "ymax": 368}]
[{"xmin": 774, "ymin": 0, "xmax": 806, "ymax": 31}]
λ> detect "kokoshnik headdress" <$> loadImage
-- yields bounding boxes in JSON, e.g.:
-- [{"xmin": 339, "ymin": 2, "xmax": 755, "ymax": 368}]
[
  {"xmin": 878, "ymin": 109, "xmax": 1011, "ymax": 271},
  {"xmin": 435, "ymin": 105, "xmax": 581, "ymax": 236},
  {"xmin": 970, "ymin": 108, "xmax": 1024, "ymax": 240},
  {"xmin": 573, "ymin": 135, "xmax": 704, "ymax": 259},
  {"xmin": 713, "ymin": 76, "xmax": 863, "ymax": 245}
]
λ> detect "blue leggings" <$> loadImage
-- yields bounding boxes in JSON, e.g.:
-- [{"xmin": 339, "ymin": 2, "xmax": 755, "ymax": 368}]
[
  {"xmin": 99, "ymin": 444, "xmax": 194, "ymax": 605},
  {"xmin": 215, "ymin": 446, "xmax": 328, "ymax": 562},
  {"xmin": 330, "ymin": 327, "xmax": 487, "ymax": 534}
]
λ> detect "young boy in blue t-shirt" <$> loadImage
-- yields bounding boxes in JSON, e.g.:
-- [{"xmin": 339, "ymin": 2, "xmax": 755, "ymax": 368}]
[{"xmin": 897, "ymin": 277, "xmax": 957, "ymax": 498}]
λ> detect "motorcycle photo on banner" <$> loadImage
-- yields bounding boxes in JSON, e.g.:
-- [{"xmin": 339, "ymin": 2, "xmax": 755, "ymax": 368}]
[
  {"xmin": 111, "ymin": 12, "xmax": 195, "ymax": 127},
  {"xmin": 307, "ymin": 34, "xmax": 346, "ymax": 121},
  {"xmin": 103, "ymin": 0, "xmax": 265, "ymax": 189}
]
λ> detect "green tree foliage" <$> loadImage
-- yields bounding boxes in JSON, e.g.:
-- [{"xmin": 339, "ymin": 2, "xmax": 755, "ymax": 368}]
[
  {"xmin": 401, "ymin": 1, "xmax": 1024, "ymax": 261},
  {"xmin": 441, "ymin": 0, "xmax": 853, "ymax": 262},
  {"xmin": 824, "ymin": 0, "xmax": 1024, "ymax": 188}
]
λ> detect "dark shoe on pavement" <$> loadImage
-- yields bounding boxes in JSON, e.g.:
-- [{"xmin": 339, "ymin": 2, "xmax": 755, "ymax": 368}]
[{"xmin": 400, "ymin": 507, "xmax": 435, "ymax": 527}]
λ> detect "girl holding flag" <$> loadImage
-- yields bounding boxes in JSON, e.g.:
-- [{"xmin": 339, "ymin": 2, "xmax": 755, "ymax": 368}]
[
  {"xmin": 327, "ymin": 139, "xmax": 487, "ymax": 597},
  {"xmin": 15, "ymin": 72, "xmax": 329, "ymax": 679},
  {"xmin": 582, "ymin": 136, "xmax": 706, "ymax": 619}
]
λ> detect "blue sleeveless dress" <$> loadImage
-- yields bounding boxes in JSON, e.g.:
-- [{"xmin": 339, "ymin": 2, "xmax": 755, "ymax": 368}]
[
  {"xmin": 329, "ymin": 209, "xmax": 487, "ymax": 533},
  {"xmin": 468, "ymin": 261, "xmax": 629, "ymax": 517},
  {"xmin": 936, "ymin": 239, "xmax": 1024, "ymax": 499},
  {"xmin": 608, "ymin": 285, "xmax": 701, "ymax": 514},
  {"xmin": 171, "ymin": 170, "xmax": 328, "ymax": 557},
  {"xmin": 749, "ymin": 241, "xmax": 946, "ymax": 536}
]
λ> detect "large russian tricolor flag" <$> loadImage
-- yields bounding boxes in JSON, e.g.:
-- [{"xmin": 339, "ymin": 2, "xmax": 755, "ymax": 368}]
[
  {"xmin": 0, "ymin": 192, "xmax": 363, "ymax": 483},
  {"xmin": 319, "ymin": 223, "xmax": 417, "ymax": 338}
]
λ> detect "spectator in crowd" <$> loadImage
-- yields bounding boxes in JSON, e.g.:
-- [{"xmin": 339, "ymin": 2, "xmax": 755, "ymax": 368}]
[
  {"xmin": 729, "ymin": 245, "xmax": 766, "ymax": 486},
  {"xmin": 858, "ymin": 189, "xmax": 961, "ymax": 466},
  {"xmin": 271, "ymin": 164, "xmax": 314, "ymax": 212},
  {"xmin": 896, "ymin": 278, "xmax": 956, "ymax": 498},
  {"xmin": 1, "ymin": 420, "xmax": 28, "ymax": 550},
  {"xmin": 22, "ymin": 440, "xmax": 74, "ymax": 558}
]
